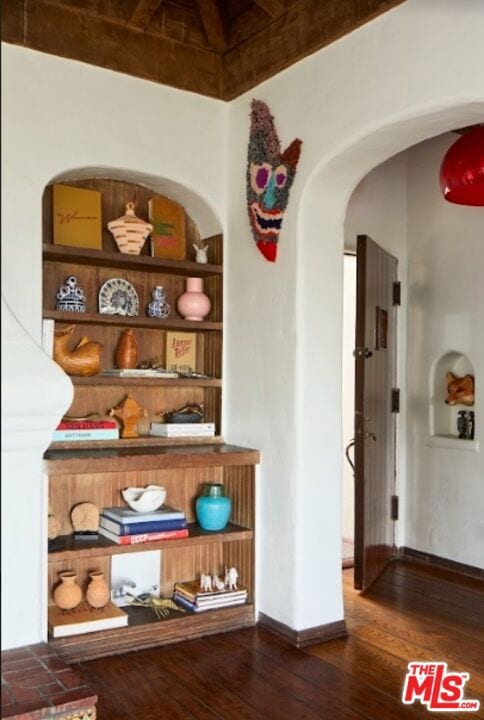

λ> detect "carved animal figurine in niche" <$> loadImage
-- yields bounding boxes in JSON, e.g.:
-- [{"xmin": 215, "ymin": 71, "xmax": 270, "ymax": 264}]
[
  {"xmin": 445, "ymin": 372, "xmax": 475, "ymax": 406},
  {"xmin": 54, "ymin": 325, "xmax": 102, "ymax": 376},
  {"xmin": 109, "ymin": 392, "xmax": 146, "ymax": 438},
  {"xmin": 115, "ymin": 329, "xmax": 138, "ymax": 369},
  {"xmin": 193, "ymin": 242, "xmax": 209, "ymax": 264}
]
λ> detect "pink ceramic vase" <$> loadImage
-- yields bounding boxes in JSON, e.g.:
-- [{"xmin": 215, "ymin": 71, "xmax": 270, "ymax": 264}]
[{"xmin": 176, "ymin": 277, "xmax": 211, "ymax": 321}]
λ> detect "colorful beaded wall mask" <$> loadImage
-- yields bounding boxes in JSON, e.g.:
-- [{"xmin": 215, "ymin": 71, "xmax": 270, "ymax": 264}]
[{"xmin": 247, "ymin": 99, "xmax": 302, "ymax": 262}]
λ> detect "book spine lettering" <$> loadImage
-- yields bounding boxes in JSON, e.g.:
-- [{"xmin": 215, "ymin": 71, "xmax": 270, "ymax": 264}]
[
  {"xmin": 57, "ymin": 421, "xmax": 118, "ymax": 430},
  {"xmin": 52, "ymin": 429, "xmax": 119, "ymax": 441},
  {"xmin": 99, "ymin": 527, "xmax": 189, "ymax": 544},
  {"xmin": 100, "ymin": 516, "xmax": 187, "ymax": 535}
]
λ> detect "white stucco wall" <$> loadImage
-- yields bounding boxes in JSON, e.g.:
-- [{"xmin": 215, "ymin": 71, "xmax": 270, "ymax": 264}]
[
  {"xmin": 1, "ymin": 43, "xmax": 226, "ymax": 649},
  {"xmin": 224, "ymin": 0, "xmax": 484, "ymax": 630},
  {"xmin": 405, "ymin": 133, "xmax": 484, "ymax": 568},
  {"xmin": 3, "ymin": 0, "xmax": 484, "ymax": 649}
]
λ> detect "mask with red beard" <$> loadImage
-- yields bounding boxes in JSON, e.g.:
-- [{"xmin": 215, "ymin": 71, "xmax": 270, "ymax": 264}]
[{"xmin": 247, "ymin": 100, "xmax": 302, "ymax": 262}]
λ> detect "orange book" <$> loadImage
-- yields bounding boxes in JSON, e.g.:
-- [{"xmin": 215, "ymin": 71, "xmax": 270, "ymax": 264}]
[
  {"xmin": 53, "ymin": 184, "xmax": 102, "ymax": 249},
  {"xmin": 149, "ymin": 196, "xmax": 186, "ymax": 260}
]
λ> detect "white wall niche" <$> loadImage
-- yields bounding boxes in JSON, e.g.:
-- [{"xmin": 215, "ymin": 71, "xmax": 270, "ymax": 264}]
[{"xmin": 427, "ymin": 352, "xmax": 478, "ymax": 451}]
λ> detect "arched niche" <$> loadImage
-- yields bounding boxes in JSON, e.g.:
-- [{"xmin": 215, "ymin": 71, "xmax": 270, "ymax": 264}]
[{"xmin": 430, "ymin": 352, "xmax": 475, "ymax": 440}]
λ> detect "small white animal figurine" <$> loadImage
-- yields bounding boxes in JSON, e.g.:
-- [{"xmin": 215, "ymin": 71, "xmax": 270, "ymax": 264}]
[
  {"xmin": 193, "ymin": 243, "xmax": 209, "ymax": 264},
  {"xmin": 200, "ymin": 574, "xmax": 212, "ymax": 592},
  {"xmin": 224, "ymin": 566, "xmax": 238, "ymax": 591},
  {"xmin": 212, "ymin": 574, "xmax": 225, "ymax": 591}
]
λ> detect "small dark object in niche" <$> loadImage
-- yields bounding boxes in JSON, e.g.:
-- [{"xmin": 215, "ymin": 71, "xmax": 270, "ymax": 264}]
[
  {"xmin": 467, "ymin": 411, "xmax": 475, "ymax": 440},
  {"xmin": 457, "ymin": 411, "xmax": 468, "ymax": 439}
]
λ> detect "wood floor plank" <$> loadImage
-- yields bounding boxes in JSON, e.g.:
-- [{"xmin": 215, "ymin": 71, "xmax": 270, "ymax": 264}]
[{"xmin": 76, "ymin": 561, "xmax": 484, "ymax": 719}]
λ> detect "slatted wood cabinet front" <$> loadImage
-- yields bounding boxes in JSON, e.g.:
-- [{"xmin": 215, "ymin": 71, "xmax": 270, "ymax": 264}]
[{"xmin": 43, "ymin": 178, "xmax": 259, "ymax": 661}]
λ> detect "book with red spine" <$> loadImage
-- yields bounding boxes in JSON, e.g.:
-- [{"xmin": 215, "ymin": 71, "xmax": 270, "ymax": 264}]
[
  {"xmin": 98, "ymin": 526, "xmax": 189, "ymax": 545},
  {"xmin": 57, "ymin": 420, "xmax": 118, "ymax": 430}
]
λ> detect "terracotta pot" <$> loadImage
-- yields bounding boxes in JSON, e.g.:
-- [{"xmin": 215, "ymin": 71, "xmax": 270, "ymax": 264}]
[
  {"xmin": 115, "ymin": 329, "xmax": 138, "ymax": 369},
  {"xmin": 53, "ymin": 571, "xmax": 83, "ymax": 610},
  {"xmin": 86, "ymin": 571, "xmax": 110, "ymax": 609},
  {"xmin": 176, "ymin": 277, "xmax": 211, "ymax": 321}
]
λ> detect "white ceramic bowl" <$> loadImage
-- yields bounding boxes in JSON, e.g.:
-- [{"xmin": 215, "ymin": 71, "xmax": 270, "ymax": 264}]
[{"xmin": 122, "ymin": 485, "xmax": 167, "ymax": 513}]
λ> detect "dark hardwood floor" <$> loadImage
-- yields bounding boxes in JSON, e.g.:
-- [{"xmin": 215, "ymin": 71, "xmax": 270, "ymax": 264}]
[{"xmin": 78, "ymin": 561, "xmax": 484, "ymax": 719}]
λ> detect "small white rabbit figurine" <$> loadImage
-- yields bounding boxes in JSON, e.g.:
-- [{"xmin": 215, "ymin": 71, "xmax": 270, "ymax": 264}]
[{"xmin": 193, "ymin": 243, "xmax": 209, "ymax": 264}]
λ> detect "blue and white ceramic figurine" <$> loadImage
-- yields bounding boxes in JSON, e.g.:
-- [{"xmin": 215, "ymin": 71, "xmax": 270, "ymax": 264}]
[
  {"xmin": 147, "ymin": 285, "xmax": 170, "ymax": 318},
  {"xmin": 56, "ymin": 275, "xmax": 86, "ymax": 313}
]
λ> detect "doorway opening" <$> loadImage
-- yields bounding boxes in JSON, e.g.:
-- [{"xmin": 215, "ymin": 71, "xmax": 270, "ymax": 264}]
[{"xmin": 342, "ymin": 252, "xmax": 356, "ymax": 570}]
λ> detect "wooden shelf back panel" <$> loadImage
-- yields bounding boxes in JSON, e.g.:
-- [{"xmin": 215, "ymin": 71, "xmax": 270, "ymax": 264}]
[
  {"xmin": 48, "ymin": 524, "xmax": 253, "ymax": 562},
  {"xmin": 160, "ymin": 544, "xmax": 223, "ymax": 597},
  {"xmin": 44, "ymin": 310, "xmax": 222, "ymax": 332},
  {"xmin": 45, "ymin": 444, "xmax": 261, "ymax": 475},
  {"xmin": 44, "ymin": 262, "xmax": 222, "ymax": 323},
  {"xmin": 50, "ymin": 466, "xmax": 224, "ymax": 534},
  {"xmin": 50, "ymin": 604, "xmax": 255, "ymax": 663},
  {"xmin": 224, "ymin": 465, "xmax": 255, "ymax": 529},
  {"xmin": 223, "ymin": 539, "xmax": 255, "ymax": 603},
  {"xmin": 62, "ymin": 384, "xmax": 220, "ymax": 430},
  {"xmin": 43, "ymin": 244, "xmax": 223, "ymax": 278},
  {"xmin": 43, "ymin": 179, "xmax": 207, "ymax": 259}
]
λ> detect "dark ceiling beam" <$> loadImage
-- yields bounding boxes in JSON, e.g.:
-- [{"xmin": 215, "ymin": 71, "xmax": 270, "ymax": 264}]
[
  {"xmin": 127, "ymin": 0, "xmax": 166, "ymax": 31},
  {"xmin": 223, "ymin": 0, "xmax": 406, "ymax": 100},
  {"xmin": 252, "ymin": 0, "xmax": 285, "ymax": 18},
  {"xmin": 2, "ymin": 0, "xmax": 223, "ymax": 98},
  {"xmin": 196, "ymin": 0, "xmax": 227, "ymax": 53}
]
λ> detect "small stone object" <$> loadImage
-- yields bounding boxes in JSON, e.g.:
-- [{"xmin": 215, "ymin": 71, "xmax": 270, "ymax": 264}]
[
  {"xmin": 224, "ymin": 566, "xmax": 238, "ymax": 591},
  {"xmin": 147, "ymin": 286, "xmax": 170, "ymax": 318},
  {"xmin": 53, "ymin": 571, "xmax": 83, "ymax": 610},
  {"xmin": 109, "ymin": 392, "xmax": 146, "ymax": 438},
  {"xmin": 115, "ymin": 329, "xmax": 138, "ymax": 369},
  {"xmin": 467, "ymin": 411, "xmax": 475, "ymax": 440},
  {"xmin": 193, "ymin": 243, "xmax": 209, "ymax": 264},
  {"xmin": 56, "ymin": 275, "xmax": 86, "ymax": 313},
  {"xmin": 70, "ymin": 502, "xmax": 100, "ymax": 534},
  {"xmin": 86, "ymin": 571, "xmax": 110, "ymax": 609},
  {"xmin": 200, "ymin": 574, "xmax": 212, "ymax": 592},
  {"xmin": 457, "ymin": 411, "xmax": 468, "ymax": 439}
]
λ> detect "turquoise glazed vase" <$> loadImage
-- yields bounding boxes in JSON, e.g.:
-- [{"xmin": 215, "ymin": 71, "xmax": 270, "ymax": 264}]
[{"xmin": 196, "ymin": 483, "xmax": 231, "ymax": 531}]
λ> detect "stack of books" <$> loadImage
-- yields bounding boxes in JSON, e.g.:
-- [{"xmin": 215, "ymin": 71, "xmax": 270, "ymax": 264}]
[
  {"xmin": 52, "ymin": 418, "xmax": 119, "ymax": 442},
  {"xmin": 102, "ymin": 369, "xmax": 179, "ymax": 378},
  {"xmin": 98, "ymin": 505, "xmax": 188, "ymax": 545},
  {"xmin": 150, "ymin": 422, "xmax": 215, "ymax": 438},
  {"xmin": 173, "ymin": 580, "xmax": 248, "ymax": 613}
]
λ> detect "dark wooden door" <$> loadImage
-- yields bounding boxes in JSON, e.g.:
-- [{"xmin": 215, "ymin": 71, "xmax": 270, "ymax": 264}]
[{"xmin": 354, "ymin": 235, "xmax": 398, "ymax": 591}]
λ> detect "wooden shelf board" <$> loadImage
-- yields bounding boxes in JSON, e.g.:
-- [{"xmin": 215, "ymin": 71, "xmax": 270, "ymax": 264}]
[
  {"xmin": 44, "ymin": 310, "xmax": 222, "ymax": 332},
  {"xmin": 44, "ymin": 442, "xmax": 261, "ymax": 474},
  {"xmin": 48, "ymin": 523, "xmax": 253, "ymax": 561},
  {"xmin": 49, "ymin": 604, "xmax": 255, "ymax": 663},
  {"xmin": 47, "ymin": 435, "xmax": 224, "ymax": 451},
  {"xmin": 72, "ymin": 375, "xmax": 222, "ymax": 388},
  {"xmin": 43, "ymin": 243, "xmax": 223, "ymax": 277}
]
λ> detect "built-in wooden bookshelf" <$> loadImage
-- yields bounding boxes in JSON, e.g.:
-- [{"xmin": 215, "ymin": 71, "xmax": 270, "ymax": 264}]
[{"xmin": 43, "ymin": 177, "xmax": 259, "ymax": 661}]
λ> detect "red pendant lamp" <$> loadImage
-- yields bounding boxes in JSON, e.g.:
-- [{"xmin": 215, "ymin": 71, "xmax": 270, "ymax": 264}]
[{"xmin": 439, "ymin": 126, "xmax": 484, "ymax": 206}]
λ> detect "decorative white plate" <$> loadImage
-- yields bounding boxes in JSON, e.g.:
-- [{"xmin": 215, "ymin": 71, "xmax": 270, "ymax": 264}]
[{"xmin": 99, "ymin": 278, "xmax": 139, "ymax": 316}]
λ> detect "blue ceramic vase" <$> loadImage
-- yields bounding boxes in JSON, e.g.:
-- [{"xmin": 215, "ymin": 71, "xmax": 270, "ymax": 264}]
[{"xmin": 196, "ymin": 483, "xmax": 231, "ymax": 531}]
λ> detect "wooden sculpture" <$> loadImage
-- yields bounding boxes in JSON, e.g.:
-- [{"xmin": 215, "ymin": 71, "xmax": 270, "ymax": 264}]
[
  {"xmin": 109, "ymin": 392, "xmax": 146, "ymax": 438},
  {"xmin": 445, "ymin": 372, "xmax": 475, "ymax": 406},
  {"xmin": 54, "ymin": 325, "xmax": 102, "ymax": 376}
]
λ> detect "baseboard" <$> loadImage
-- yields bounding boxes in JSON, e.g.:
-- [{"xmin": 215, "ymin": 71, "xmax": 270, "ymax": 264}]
[
  {"xmin": 399, "ymin": 547, "xmax": 484, "ymax": 580},
  {"xmin": 258, "ymin": 612, "xmax": 348, "ymax": 648}
]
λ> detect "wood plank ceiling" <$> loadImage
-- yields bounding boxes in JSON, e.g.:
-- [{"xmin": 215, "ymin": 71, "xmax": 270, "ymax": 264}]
[{"xmin": 2, "ymin": 0, "xmax": 406, "ymax": 100}]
